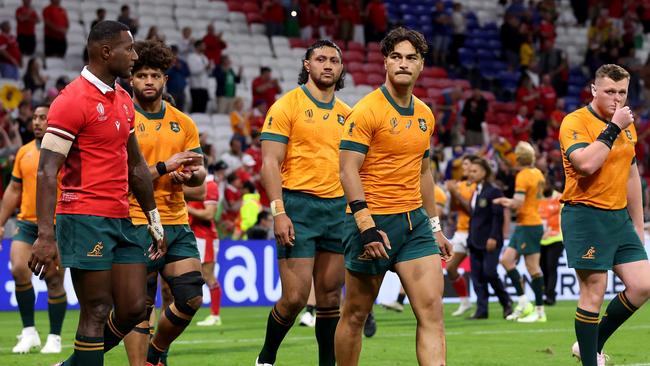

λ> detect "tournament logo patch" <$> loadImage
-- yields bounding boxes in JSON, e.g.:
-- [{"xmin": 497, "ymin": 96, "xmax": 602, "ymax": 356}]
[
  {"xmin": 348, "ymin": 121, "xmax": 356, "ymax": 136},
  {"xmin": 418, "ymin": 118, "xmax": 427, "ymax": 132},
  {"xmin": 267, "ymin": 116, "xmax": 273, "ymax": 128},
  {"xmin": 572, "ymin": 130, "xmax": 578, "ymax": 140},
  {"xmin": 97, "ymin": 103, "xmax": 107, "ymax": 121},
  {"xmin": 170, "ymin": 121, "xmax": 180, "ymax": 133},
  {"xmin": 305, "ymin": 109, "xmax": 314, "ymax": 118},
  {"xmin": 389, "ymin": 117, "xmax": 399, "ymax": 135},
  {"xmin": 337, "ymin": 114, "xmax": 345, "ymax": 125}
]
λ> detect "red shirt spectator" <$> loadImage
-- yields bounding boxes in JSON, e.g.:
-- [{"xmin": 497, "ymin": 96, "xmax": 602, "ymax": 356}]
[
  {"xmin": 263, "ymin": 0, "xmax": 285, "ymax": 24},
  {"xmin": 42, "ymin": 0, "xmax": 68, "ymax": 40},
  {"xmin": 317, "ymin": 1, "xmax": 336, "ymax": 28},
  {"xmin": 16, "ymin": 2, "xmax": 39, "ymax": 36},
  {"xmin": 298, "ymin": 0, "xmax": 316, "ymax": 29},
  {"xmin": 252, "ymin": 67, "xmax": 281, "ymax": 108},
  {"xmin": 339, "ymin": 0, "xmax": 362, "ymax": 24},
  {"xmin": 202, "ymin": 24, "xmax": 226, "ymax": 65},
  {"xmin": 366, "ymin": 0, "xmax": 387, "ymax": 32},
  {"xmin": 511, "ymin": 107, "xmax": 532, "ymax": 142},
  {"xmin": 539, "ymin": 75, "xmax": 557, "ymax": 116},
  {"xmin": 0, "ymin": 27, "xmax": 22, "ymax": 66}
]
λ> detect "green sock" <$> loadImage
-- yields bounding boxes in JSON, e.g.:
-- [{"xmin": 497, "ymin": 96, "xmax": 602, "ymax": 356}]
[
  {"xmin": 15, "ymin": 282, "xmax": 35, "ymax": 328},
  {"xmin": 315, "ymin": 307, "xmax": 340, "ymax": 366},
  {"xmin": 575, "ymin": 307, "xmax": 599, "ymax": 366},
  {"xmin": 531, "ymin": 274, "xmax": 545, "ymax": 306},
  {"xmin": 506, "ymin": 269, "xmax": 524, "ymax": 296},
  {"xmin": 63, "ymin": 334, "xmax": 103, "ymax": 365},
  {"xmin": 104, "ymin": 309, "xmax": 132, "ymax": 352},
  {"xmin": 598, "ymin": 291, "xmax": 637, "ymax": 352},
  {"xmin": 258, "ymin": 306, "xmax": 295, "ymax": 364},
  {"xmin": 48, "ymin": 293, "xmax": 67, "ymax": 335},
  {"xmin": 147, "ymin": 339, "xmax": 166, "ymax": 364}
]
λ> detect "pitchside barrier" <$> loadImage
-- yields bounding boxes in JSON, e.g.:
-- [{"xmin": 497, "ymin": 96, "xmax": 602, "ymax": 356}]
[{"xmin": 1, "ymin": 238, "xmax": 648, "ymax": 311}]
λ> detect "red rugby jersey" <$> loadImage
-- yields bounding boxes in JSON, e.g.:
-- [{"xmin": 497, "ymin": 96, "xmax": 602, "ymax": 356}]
[
  {"xmin": 46, "ymin": 67, "xmax": 135, "ymax": 218},
  {"xmin": 189, "ymin": 179, "xmax": 219, "ymax": 239}
]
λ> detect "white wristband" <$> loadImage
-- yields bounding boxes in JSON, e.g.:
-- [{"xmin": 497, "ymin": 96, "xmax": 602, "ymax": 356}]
[
  {"xmin": 146, "ymin": 208, "xmax": 164, "ymax": 241},
  {"xmin": 429, "ymin": 216, "xmax": 442, "ymax": 233}
]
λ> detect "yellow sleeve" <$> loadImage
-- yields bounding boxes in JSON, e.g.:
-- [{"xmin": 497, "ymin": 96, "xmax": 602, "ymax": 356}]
[
  {"xmin": 340, "ymin": 104, "xmax": 375, "ymax": 154},
  {"xmin": 560, "ymin": 114, "xmax": 592, "ymax": 160},
  {"xmin": 11, "ymin": 146, "xmax": 25, "ymax": 182},
  {"xmin": 260, "ymin": 96, "xmax": 292, "ymax": 144},
  {"xmin": 514, "ymin": 170, "xmax": 529, "ymax": 196},
  {"xmin": 434, "ymin": 185, "xmax": 447, "ymax": 205},
  {"xmin": 184, "ymin": 116, "xmax": 202, "ymax": 152}
]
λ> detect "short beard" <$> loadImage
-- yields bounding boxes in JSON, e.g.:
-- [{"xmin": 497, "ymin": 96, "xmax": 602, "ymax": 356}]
[
  {"xmin": 133, "ymin": 87, "xmax": 163, "ymax": 104},
  {"xmin": 311, "ymin": 73, "xmax": 339, "ymax": 90}
]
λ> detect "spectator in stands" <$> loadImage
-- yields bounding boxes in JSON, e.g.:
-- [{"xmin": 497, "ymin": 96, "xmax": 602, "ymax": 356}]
[
  {"xmin": 538, "ymin": 11, "xmax": 556, "ymax": 51},
  {"xmin": 213, "ymin": 55, "xmax": 242, "ymax": 114},
  {"xmin": 221, "ymin": 137, "xmax": 251, "ymax": 175},
  {"xmin": 237, "ymin": 181, "xmax": 262, "ymax": 239},
  {"xmin": 249, "ymin": 99, "xmax": 268, "ymax": 133},
  {"xmin": 449, "ymin": 2, "xmax": 467, "ymax": 67},
  {"xmin": 511, "ymin": 105, "xmax": 531, "ymax": 142},
  {"xmin": 516, "ymin": 73, "xmax": 539, "ymax": 116},
  {"xmin": 252, "ymin": 66, "xmax": 281, "ymax": 108},
  {"xmin": 15, "ymin": 0, "xmax": 39, "ymax": 56},
  {"xmin": 166, "ymin": 45, "xmax": 190, "ymax": 112},
  {"xmin": 178, "ymin": 26, "xmax": 194, "ymax": 60},
  {"xmin": 230, "ymin": 97, "xmax": 251, "ymax": 141},
  {"xmin": 245, "ymin": 130, "xmax": 262, "ymax": 174},
  {"xmin": 45, "ymin": 75, "xmax": 67, "ymax": 103},
  {"xmin": 519, "ymin": 33, "xmax": 535, "ymax": 71},
  {"xmin": 539, "ymin": 73, "xmax": 557, "ymax": 117},
  {"xmin": 501, "ymin": 14, "xmax": 523, "ymax": 69},
  {"xmin": 203, "ymin": 24, "xmax": 227, "ymax": 66},
  {"xmin": 316, "ymin": 0, "xmax": 336, "ymax": 39},
  {"xmin": 91, "ymin": 8, "xmax": 106, "ymax": 30},
  {"xmin": 221, "ymin": 172, "xmax": 243, "ymax": 237},
  {"xmin": 14, "ymin": 100, "xmax": 34, "ymax": 143},
  {"xmin": 117, "ymin": 4, "xmax": 138, "ymax": 36},
  {"xmin": 0, "ymin": 22, "xmax": 22, "ymax": 80},
  {"xmin": 145, "ymin": 26, "xmax": 164, "ymax": 42},
  {"xmin": 338, "ymin": 0, "xmax": 359, "ymax": 42},
  {"xmin": 187, "ymin": 39, "xmax": 211, "ymax": 113},
  {"xmin": 548, "ymin": 98, "xmax": 565, "ymax": 139},
  {"xmin": 431, "ymin": 1, "xmax": 451, "ymax": 66},
  {"xmin": 262, "ymin": 0, "xmax": 286, "ymax": 38},
  {"xmin": 462, "ymin": 88, "xmax": 489, "ymax": 146},
  {"xmin": 364, "ymin": 0, "xmax": 387, "ymax": 42},
  {"xmin": 436, "ymin": 86, "xmax": 463, "ymax": 146},
  {"xmin": 22, "ymin": 57, "xmax": 47, "ymax": 99},
  {"xmin": 538, "ymin": 38, "xmax": 563, "ymax": 77},
  {"xmin": 296, "ymin": 0, "xmax": 315, "ymax": 40},
  {"xmin": 42, "ymin": 0, "xmax": 68, "ymax": 58},
  {"xmin": 530, "ymin": 106, "xmax": 548, "ymax": 143},
  {"xmin": 246, "ymin": 211, "xmax": 274, "ymax": 240}
]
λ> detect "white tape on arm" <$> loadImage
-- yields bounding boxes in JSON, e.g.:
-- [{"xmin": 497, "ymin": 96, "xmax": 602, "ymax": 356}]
[
  {"xmin": 41, "ymin": 133, "xmax": 73, "ymax": 157},
  {"xmin": 429, "ymin": 216, "xmax": 442, "ymax": 233}
]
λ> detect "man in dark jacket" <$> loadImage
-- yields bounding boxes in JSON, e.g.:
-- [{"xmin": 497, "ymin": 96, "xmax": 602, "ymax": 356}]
[{"xmin": 466, "ymin": 157, "xmax": 513, "ymax": 319}]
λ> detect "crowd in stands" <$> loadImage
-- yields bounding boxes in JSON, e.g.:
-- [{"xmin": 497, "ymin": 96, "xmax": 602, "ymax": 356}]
[{"xmin": 4, "ymin": 0, "xmax": 650, "ymax": 239}]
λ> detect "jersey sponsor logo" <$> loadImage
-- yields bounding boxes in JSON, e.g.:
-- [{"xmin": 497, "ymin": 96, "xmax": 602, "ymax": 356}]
[
  {"xmin": 87, "ymin": 242, "xmax": 104, "ymax": 257},
  {"xmin": 389, "ymin": 117, "xmax": 400, "ymax": 135},
  {"xmin": 337, "ymin": 114, "xmax": 345, "ymax": 125},
  {"xmin": 418, "ymin": 118, "xmax": 427, "ymax": 132},
  {"xmin": 170, "ymin": 121, "xmax": 180, "ymax": 133},
  {"xmin": 581, "ymin": 246, "xmax": 596, "ymax": 260},
  {"xmin": 97, "ymin": 103, "xmax": 107, "ymax": 121}
]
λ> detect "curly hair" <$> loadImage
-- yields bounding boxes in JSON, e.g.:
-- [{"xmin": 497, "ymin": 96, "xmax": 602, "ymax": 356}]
[
  {"xmin": 380, "ymin": 27, "xmax": 429, "ymax": 58},
  {"xmin": 132, "ymin": 40, "xmax": 174, "ymax": 74},
  {"xmin": 297, "ymin": 39, "xmax": 345, "ymax": 91}
]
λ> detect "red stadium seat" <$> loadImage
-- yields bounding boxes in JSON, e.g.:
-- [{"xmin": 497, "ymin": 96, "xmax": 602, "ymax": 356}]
[
  {"xmin": 366, "ymin": 73, "xmax": 385, "ymax": 87},
  {"xmin": 346, "ymin": 62, "xmax": 364, "ymax": 73},
  {"xmin": 289, "ymin": 38, "xmax": 305, "ymax": 48},
  {"xmin": 347, "ymin": 42, "xmax": 364, "ymax": 52},
  {"xmin": 352, "ymin": 73, "xmax": 367, "ymax": 85},
  {"xmin": 427, "ymin": 88, "xmax": 443, "ymax": 98},
  {"xmin": 482, "ymin": 91, "xmax": 496, "ymax": 102},
  {"xmin": 242, "ymin": 2, "xmax": 260, "ymax": 13},
  {"xmin": 227, "ymin": 1, "xmax": 244, "ymax": 12},
  {"xmin": 362, "ymin": 63, "xmax": 383, "ymax": 74},
  {"xmin": 246, "ymin": 13, "xmax": 263, "ymax": 23},
  {"xmin": 452, "ymin": 79, "xmax": 471, "ymax": 90},
  {"xmin": 367, "ymin": 52, "xmax": 384, "ymax": 64},
  {"xmin": 367, "ymin": 42, "xmax": 381, "ymax": 52},
  {"xmin": 421, "ymin": 67, "xmax": 448, "ymax": 79},
  {"xmin": 413, "ymin": 87, "xmax": 427, "ymax": 99},
  {"xmin": 344, "ymin": 50, "xmax": 365, "ymax": 63},
  {"xmin": 419, "ymin": 77, "xmax": 438, "ymax": 88}
]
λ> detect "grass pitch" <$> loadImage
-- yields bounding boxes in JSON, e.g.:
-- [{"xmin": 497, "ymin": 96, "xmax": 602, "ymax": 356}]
[{"xmin": 0, "ymin": 301, "xmax": 649, "ymax": 365}]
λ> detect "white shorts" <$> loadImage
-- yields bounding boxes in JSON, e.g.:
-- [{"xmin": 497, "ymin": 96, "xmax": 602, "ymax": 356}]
[
  {"xmin": 196, "ymin": 237, "xmax": 219, "ymax": 264},
  {"xmin": 450, "ymin": 231, "xmax": 469, "ymax": 254}
]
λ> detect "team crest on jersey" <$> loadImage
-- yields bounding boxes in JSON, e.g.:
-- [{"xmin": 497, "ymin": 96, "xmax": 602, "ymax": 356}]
[
  {"xmin": 389, "ymin": 117, "xmax": 399, "ymax": 135},
  {"xmin": 347, "ymin": 121, "xmax": 356, "ymax": 136},
  {"xmin": 97, "ymin": 103, "xmax": 107, "ymax": 121},
  {"xmin": 87, "ymin": 242, "xmax": 104, "ymax": 257},
  {"xmin": 337, "ymin": 114, "xmax": 345, "ymax": 125},
  {"xmin": 323, "ymin": 113, "xmax": 329, "ymax": 120},
  {"xmin": 625, "ymin": 130, "xmax": 633, "ymax": 140},
  {"xmin": 170, "ymin": 122, "xmax": 180, "ymax": 133},
  {"xmin": 418, "ymin": 118, "xmax": 427, "ymax": 132}
]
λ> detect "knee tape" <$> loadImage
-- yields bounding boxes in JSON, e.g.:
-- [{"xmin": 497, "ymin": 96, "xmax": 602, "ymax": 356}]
[
  {"xmin": 146, "ymin": 274, "xmax": 158, "ymax": 302},
  {"xmin": 167, "ymin": 271, "xmax": 204, "ymax": 316}
]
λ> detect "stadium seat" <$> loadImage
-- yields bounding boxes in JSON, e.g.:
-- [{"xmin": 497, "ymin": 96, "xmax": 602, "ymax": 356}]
[
  {"xmin": 346, "ymin": 62, "xmax": 363, "ymax": 74},
  {"xmin": 366, "ymin": 52, "xmax": 384, "ymax": 64},
  {"xmin": 347, "ymin": 42, "xmax": 364, "ymax": 52},
  {"xmin": 344, "ymin": 50, "xmax": 364, "ymax": 63},
  {"xmin": 366, "ymin": 73, "xmax": 384, "ymax": 87},
  {"xmin": 362, "ymin": 63, "xmax": 383, "ymax": 74},
  {"xmin": 421, "ymin": 67, "xmax": 447, "ymax": 79},
  {"xmin": 352, "ymin": 73, "xmax": 367, "ymax": 85}
]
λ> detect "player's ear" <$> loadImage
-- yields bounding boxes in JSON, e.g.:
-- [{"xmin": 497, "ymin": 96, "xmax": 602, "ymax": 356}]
[
  {"xmin": 303, "ymin": 59, "xmax": 310, "ymax": 73},
  {"xmin": 591, "ymin": 83, "xmax": 596, "ymax": 97}
]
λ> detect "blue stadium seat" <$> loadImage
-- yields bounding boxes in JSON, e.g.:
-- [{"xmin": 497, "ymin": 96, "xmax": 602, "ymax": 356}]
[{"xmin": 458, "ymin": 48, "xmax": 476, "ymax": 69}]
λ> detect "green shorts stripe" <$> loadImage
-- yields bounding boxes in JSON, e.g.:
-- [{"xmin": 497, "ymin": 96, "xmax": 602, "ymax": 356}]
[
  {"xmin": 277, "ymin": 190, "xmax": 346, "ymax": 259},
  {"xmin": 343, "ymin": 207, "xmax": 440, "ymax": 275},
  {"xmin": 561, "ymin": 204, "xmax": 647, "ymax": 270},
  {"xmin": 13, "ymin": 220, "xmax": 40, "ymax": 245},
  {"xmin": 508, "ymin": 225, "xmax": 543, "ymax": 255},
  {"xmin": 132, "ymin": 224, "xmax": 199, "ymax": 273},
  {"xmin": 56, "ymin": 214, "xmax": 146, "ymax": 271}
]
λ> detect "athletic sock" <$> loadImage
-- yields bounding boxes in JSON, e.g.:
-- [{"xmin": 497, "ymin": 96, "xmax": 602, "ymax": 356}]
[
  {"xmin": 147, "ymin": 339, "xmax": 166, "ymax": 364},
  {"xmin": 47, "ymin": 293, "xmax": 67, "ymax": 335},
  {"xmin": 575, "ymin": 307, "xmax": 599, "ymax": 366},
  {"xmin": 598, "ymin": 291, "xmax": 638, "ymax": 352},
  {"xmin": 15, "ymin": 282, "xmax": 35, "ymax": 328},
  {"xmin": 209, "ymin": 282, "xmax": 222, "ymax": 316},
  {"xmin": 258, "ymin": 306, "xmax": 295, "ymax": 364},
  {"xmin": 452, "ymin": 275, "xmax": 469, "ymax": 298},
  {"xmin": 103, "ymin": 309, "xmax": 133, "ymax": 352},
  {"xmin": 315, "ymin": 307, "xmax": 340, "ymax": 366},
  {"xmin": 306, "ymin": 304, "xmax": 315, "ymax": 315},
  {"xmin": 531, "ymin": 274, "xmax": 545, "ymax": 306},
  {"xmin": 506, "ymin": 269, "xmax": 524, "ymax": 296},
  {"xmin": 396, "ymin": 293, "xmax": 406, "ymax": 305},
  {"xmin": 63, "ymin": 334, "xmax": 103, "ymax": 365}
]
